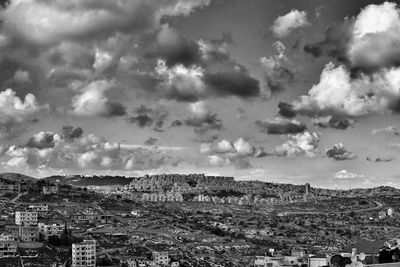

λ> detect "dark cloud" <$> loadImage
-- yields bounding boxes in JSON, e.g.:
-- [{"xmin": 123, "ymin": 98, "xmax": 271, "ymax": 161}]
[
  {"xmin": 326, "ymin": 143, "xmax": 357, "ymax": 160},
  {"xmin": 170, "ymin": 120, "xmax": 183, "ymax": 127},
  {"xmin": 256, "ymin": 118, "xmax": 306, "ymax": 135},
  {"xmin": 266, "ymin": 67, "xmax": 295, "ymax": 94},
  {"xmin": 204, "ymin": 70, "xmax": 260, "ymax": 98},
  {"xmin": 185, "ymin": 113, "xmax": 222, "ymax": 133},
  {"xmin": 366, "ymin": 156, "xmax": 394, "ymax": 163},
  {"xmin": 105, "ymin": 102, "xmax": 127, "ymax": 117},
  {"xmin": 144, "ymin": 137, "xmax": 158, "ymax": 146},
  {"xmin": 278, "ymin": 102, "xmax": 296, "ymax": 118},
  {"xmin": 127, "ymin": 105, "xmax": 168, "ymax": 131},
  {"xmin": 303, "ymin": 20, "xmax": 353, "ymax": 65},
  {"xmin": 62, "ymin": 126, "xmax": 83, "ymax": 140},
  {"xmin": 313, "ymin": 117, "xmax": 354, "ymax": 130}
]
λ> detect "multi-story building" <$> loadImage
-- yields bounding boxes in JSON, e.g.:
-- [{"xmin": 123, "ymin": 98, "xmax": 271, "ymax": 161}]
[
  {"xmin": 5, "ymin": 225, "xmax": 38, "ymax": 242},
  {"xmin": 152, "ymin": 251, "xmax": 169, "ymax": 265},
  {"xmin": 28, "ymin": 204, "xmax": 49, "ymax": 212},
  {"xmin": 38, "ymin": 223, "xmax": 65, "ymax": 238},
  {"xmin": 72, "ymin": 240, "xmax": 96, "ymax": 267},
  {"xmin": 0, "ymin": 234, "xmax": 17, "ymax": 257},
  {"xmin": 15, "ymin": 211, "xmax": 38, "ymax": 226}
]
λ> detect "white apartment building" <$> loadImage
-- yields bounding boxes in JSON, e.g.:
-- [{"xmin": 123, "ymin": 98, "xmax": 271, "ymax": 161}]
[
  {"xmin": 38, "ymin": 223, "xmax": 65, "ymax": 238},
  {"xmin": 72, "ymin": 240, "xmax": 96, "ymax": 267},
  {"xmin": 28, "ymin": 204, "xmax": 49, "ymax": 212},
  {"xmin": 152, "ymin": 251, "xmax": 169, "ymax": 265},
  {"xmin": 15, "ymin": 211, "xmax": 38, "ymax": 226}
]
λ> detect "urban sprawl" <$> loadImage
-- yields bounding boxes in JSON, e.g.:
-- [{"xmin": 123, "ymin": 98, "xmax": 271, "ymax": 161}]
[{"xmin": 0, "ymin": 173, "xmax": 400, "ymax": 266}]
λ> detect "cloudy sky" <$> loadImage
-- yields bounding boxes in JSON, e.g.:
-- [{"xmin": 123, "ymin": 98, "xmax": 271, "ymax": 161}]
[{"xmin": 0, "ymin": 0, "xmax": 400, "ymax": 188}]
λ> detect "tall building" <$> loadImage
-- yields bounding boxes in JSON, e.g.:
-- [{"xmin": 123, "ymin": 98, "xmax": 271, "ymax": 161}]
[
  {"xmin": 305, "ymin": 183, "xmax": 311, "ymax": 195},
  {"xmin": 72, "ymin": 240, "xmax": 96, "ymax": 267},
  {"xmin": 15, "ymin": 211, "xmax": 38, "ymax": 226},
  {"xmin": 153, "ymin": 251, "xmax": 169, "ymax": 265}
]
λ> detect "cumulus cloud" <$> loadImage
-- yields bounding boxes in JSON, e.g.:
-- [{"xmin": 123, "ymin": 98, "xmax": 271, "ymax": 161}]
[
  {"xmin": 260, "ymin": 41, "xmax": 295, "ymax": 94},
  {"xmin": 284, "ymin": 62, "xmax": 400, "ymax": 117},
  {"xmin": 1, "ymin": 126, "xmax": 183, "ymax": 174},
  {"xmin": 275, "ymin": 131, "xmax": 320, "ymax": 157},
  {"xmin": 371, "ymin": 126, "xmax": 400, "ymax": 136},
  {"xmin": 184, "ymin": 101, "xmax": 222, "ymax": 134},
  {"xmin": 70, "ymin": 80, "xmax": 126, "ymax": 117},
  {"xmin": 325, "ymin": 143, "xmax": 357, "ymax": 160},
  {"xmin": 155, "ymin": 59, "xmax": 206, "ymax": 102},
  {"xmin": 200, "ymin": 137, "xmax": 256, "ymax": 169},
  {"xmin": 334, "ymin": 169, "xmax": 364, "ymax": 179},
  {"xmin": 256, "ymin": 117, "xmax": 306, "ymax": 135},
  {"xmin": 0, "ymin": 88, "xmax": 47, "ymax": 139},
  {"xmin": 304, "ymin": 2, "xmax": 400, "ymax": 73},
  {"xmin": 271, "ymin": 9, "xmax": 310, "ymax": 38}
]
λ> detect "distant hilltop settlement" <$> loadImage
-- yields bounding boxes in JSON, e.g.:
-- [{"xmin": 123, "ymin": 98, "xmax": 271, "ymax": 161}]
[{"xmin": 116, "ymin": 173, "xmax": 315, "ymax": 206}]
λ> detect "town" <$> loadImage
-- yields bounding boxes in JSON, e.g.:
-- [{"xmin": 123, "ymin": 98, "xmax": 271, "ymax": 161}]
[{"xmin": 0, "ymin": 173, "xmax": 400, "ymax": 266}]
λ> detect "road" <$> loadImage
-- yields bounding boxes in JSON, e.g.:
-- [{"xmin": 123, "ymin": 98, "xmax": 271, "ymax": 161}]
[{"xmin": 278, "ymin": 200, "xmax": 383, "ymax": 216}]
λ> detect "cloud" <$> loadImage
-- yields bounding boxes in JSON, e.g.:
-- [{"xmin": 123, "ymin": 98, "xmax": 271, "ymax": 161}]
[
  {"xmin": 198, "ymin": 33, "xmax": 232, "ymax": 62},
  {"xmin": 260, "ymin": 41, "xmax": 295, "ymax": 94},
  {"xmin": 70, "ymin": 80, "xmax": 126, "ymax": 117},
  {"xmin": 304, "ymin": 2, "xmax": 400, "ymax": 74},
  {"xmin": 0, "ymin": 88, "xmax": 47, "ymax": 139},
  {"xmin": 325, "ymin": 143, "xmax": 357, "ymax": 160},
  {"xmin": 275, "ymin": 131, "xmax": 320, "ymax": 157},
  {"xmin": 334, "ymin": 169, "xmax": 364, "ymax": 179},
  {"xmin": 61, "ymin": 126, "xmax": 83, "ymax": 140},
  {"xmin": 156, "ymin": 24, "xmax": 200, "ymax": 67},
  {"xmin": 200, "ymin": 137, "xmax": 256, "ymax": 169},
  {"xmin": 127, "ymin": 104, "xmax": 168, "ymax": 131},
  {"xmin": 184, "ymin": 101, "xmax": 222, "ymax": 134},
  {"xmin": 271, "ymin": 9, "xmax": 310, "ymax": 38},
  {"xmin": 312, "ymin": 116, "xmax": 355, "ymax": 130},
  {"xmin": 366, "ymin": 156, "xmax": 394, "ymax": 163},
  {"xmin": 1, "ymin": 127, "xmax": 183, "ymax": 174},
  {"xmin": 2, "ymin": 0, "xmax": 211, "ymax": 46},
  {"xmin": 278, "ymin": 102, "xmax": 296, "ymax": 118},
  {"xmin": 285, "ymin": 62, "xmax": 400, "ymax": 117},
  {"xmin": 256, "ymin": 117, "xmax": 306, "ymax": 135},
  {"xmin": 203, "ymin": 68, "xmax": 260, "ymax": 98},
  {"xmin": 155, "ymin": 59, "xmax": 206, "ymax": 102},
  {"xmin": 26, "ymin": 132, "xmax": 58, "ymax": 149},
  {"xmin": 371, "ymin": 126, "xmax": 400, "ymax": 136}
]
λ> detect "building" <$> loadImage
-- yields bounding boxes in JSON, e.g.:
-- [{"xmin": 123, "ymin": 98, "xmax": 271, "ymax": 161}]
[
  {"xmin": 152, "ymin": 251, "xmax": 169, "ymax": 265},
  {"xmin": 15, "ymin": 211, "xmax": 38, "ymax": 226},
  {"xmin": 43, "ymin": 184, "xmax": 59, "ymax": 195},
  {"xmin": 388, "ymin": 207, "xmax": 395, "ymax": 217},
  {"xmin": 38, "ymin": 223, "xmax": 65, "ymax": 238},
  {"xmin": 0, "ymin": 179, "xmax": 20, "ymax": 195},
  {"xmin": 5, "ymin": 225, "xmax": 38, "ymax": 242},
  {"xmin": 28, "ymin": 204, "xmax": 49, "ymax": 212},
  {"xmin": 308, "ymin": 255, "xmax": 328, "ymax": 267},
  {"xmin": 305, "ymin": 183, "xmax": 311, "ymax": 195},
  {"xmin": 72, "ymin": 240, "xmax": 96, "ymax": 267},
  {"xmin": 0, "ymin": 235, "xmax": 17, "ymax": 258}
]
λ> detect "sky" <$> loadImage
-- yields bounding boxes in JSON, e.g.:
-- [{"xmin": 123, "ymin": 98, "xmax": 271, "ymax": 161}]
[{"xmin": 0, "ymin": 0, "xmax": 399, "ymax": 188}]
